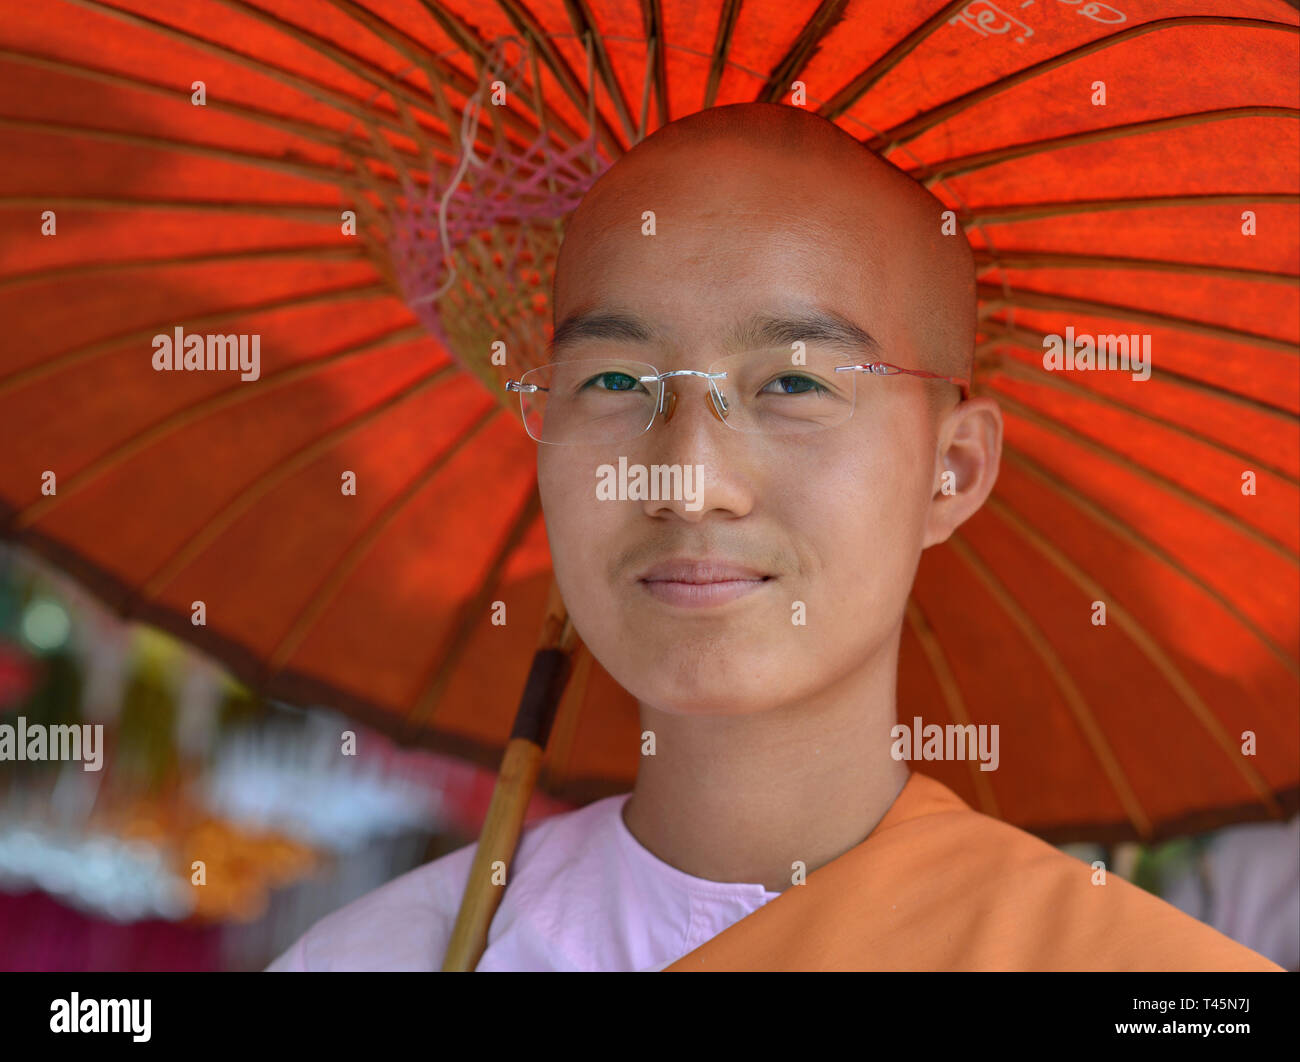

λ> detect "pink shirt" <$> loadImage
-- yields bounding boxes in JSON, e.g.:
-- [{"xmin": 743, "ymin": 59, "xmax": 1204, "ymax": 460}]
[{"xmin": 265, "ymin": 792, "xmax": 780, "ymax": 972}]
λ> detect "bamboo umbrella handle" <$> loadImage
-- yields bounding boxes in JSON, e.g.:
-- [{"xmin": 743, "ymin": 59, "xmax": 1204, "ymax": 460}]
[{"xmin": 442, "ymin": 578, "xmax": 577, "ymax": 971}]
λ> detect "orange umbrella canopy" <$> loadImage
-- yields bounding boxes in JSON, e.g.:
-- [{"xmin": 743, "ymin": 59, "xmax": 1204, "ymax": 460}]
[{"xmin": 0, "ymin": 0, "xmax": 1297, "ymax": 842}]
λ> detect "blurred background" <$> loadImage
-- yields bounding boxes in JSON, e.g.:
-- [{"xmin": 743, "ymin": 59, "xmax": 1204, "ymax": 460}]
[
  {"xmin": 0, "ymin": 535, "xmax": 1294, "ymax": 971},
  {"xmin": 0, "ymin": 539, "xmax": 574, "ymax": 971}
]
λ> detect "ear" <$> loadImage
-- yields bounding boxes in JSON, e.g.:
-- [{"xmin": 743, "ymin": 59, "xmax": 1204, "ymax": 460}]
[{"xmin": 922, "ymin": 396, "xmax": 1003, "ymax": 548}]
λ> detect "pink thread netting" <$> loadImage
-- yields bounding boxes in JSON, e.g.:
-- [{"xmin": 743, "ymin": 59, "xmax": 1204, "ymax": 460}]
[{"xmin": 387, "ymin": 39, "xmax": 611, "ymax": 365}]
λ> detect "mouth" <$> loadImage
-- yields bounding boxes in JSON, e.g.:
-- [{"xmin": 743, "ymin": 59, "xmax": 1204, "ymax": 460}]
[{"xmin": 635, "ymin": 558, "xmax": 775, "ymax": 609}]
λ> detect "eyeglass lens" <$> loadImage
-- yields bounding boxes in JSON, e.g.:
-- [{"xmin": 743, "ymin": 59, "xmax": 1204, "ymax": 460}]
[{"xmin": 516, "ymin": 348, "xmax": 859, "ymax": 445}]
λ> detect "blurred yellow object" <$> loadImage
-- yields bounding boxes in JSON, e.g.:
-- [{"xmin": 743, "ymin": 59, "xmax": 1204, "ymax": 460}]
[{"xmin": 130, "ymin": 626, "xmax": 185, "ymax": 668}]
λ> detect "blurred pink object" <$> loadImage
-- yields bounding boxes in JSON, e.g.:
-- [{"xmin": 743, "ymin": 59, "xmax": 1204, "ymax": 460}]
[
  {"xmin": 0, "ymin": 640, "xmax": 36, "ymax": 710},
  {"xmin": 0, "ymin": 889, "xmax": 221, "ymax": 972}
]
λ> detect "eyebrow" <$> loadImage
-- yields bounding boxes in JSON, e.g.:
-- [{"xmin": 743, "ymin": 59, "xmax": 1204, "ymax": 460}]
[
  {"xmin": 548, "ymin": 310, "xmax": 659, "ymax": 357},
  {"xmin": 548, "ymin": 308, "xmax": 879, "ymax": 358}
]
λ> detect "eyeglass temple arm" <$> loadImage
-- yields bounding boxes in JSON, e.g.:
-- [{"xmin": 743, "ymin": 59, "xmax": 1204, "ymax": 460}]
[{"xmin": 837, "ymin": 362, "xmax": 970, "ymax": 400}]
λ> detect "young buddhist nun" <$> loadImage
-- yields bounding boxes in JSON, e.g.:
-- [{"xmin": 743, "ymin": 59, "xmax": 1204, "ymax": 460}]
[{"xmin": 267, "ymin": 103, "xmax": 1281, "ymax": 972}]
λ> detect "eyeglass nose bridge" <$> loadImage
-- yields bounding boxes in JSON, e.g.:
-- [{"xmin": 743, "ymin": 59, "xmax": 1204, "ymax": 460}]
[{"xmin": 641, "ymin": 368, "xmax": 730, "ymax": 420}]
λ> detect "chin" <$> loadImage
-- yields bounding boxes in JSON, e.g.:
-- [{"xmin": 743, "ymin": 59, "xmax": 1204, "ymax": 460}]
[
  {"xmin": 609, "ymin": 648, "xmax": 793, "ymax": 716},
  {"xmin": 571, "ymin": 592, "xmax": 808, "ymax": 712}
]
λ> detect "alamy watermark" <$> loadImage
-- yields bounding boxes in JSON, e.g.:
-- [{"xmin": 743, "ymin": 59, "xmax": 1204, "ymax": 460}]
[
  {"xmin": 152, "ymin": 327, "xmax": 261, "ymax": 381},
  {"xmin": 0, "ymin": 716, "xmax": 104, "ymax": 771},
  {"xmin": 890, "ymin": 716, "xmax": 1000, "ymax": 772},
  {"xmin": 50, "ymin": 993, "xmax": 150, "ymax": 1042},
  {"xmin": 596, "ymin": 456, "xmax": 704, "ymax": 512},
  {"xmin": 1042, "ymin": 327, "xmax": 1151, "ymax": 381}
]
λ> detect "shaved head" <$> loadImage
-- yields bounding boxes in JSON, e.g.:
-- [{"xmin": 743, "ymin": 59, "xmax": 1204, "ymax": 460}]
[{"xmin": 556, "ymin": 102, "xmax": 977, "ymax": 401}]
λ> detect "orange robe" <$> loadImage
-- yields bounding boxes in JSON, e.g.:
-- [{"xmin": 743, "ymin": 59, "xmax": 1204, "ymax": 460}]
[{"xmin": 664, "ymin": 773, "xmax": 1282, "ymax": 971}]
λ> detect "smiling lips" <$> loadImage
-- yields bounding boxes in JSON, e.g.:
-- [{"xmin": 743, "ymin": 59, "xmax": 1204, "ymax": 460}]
[{"xmin": 636, "ymin": 558, "xmax": 773, "ymax": 608}]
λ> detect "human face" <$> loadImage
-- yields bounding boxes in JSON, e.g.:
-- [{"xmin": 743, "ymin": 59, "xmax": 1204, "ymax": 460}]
[{"xmin": 538, "ymin": 137, "xmax": 945, "ymax": 716}]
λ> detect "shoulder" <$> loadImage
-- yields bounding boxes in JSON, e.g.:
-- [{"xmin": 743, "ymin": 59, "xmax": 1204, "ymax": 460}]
[
  {"xmin": 264, "ymin": 795, "xmax": 624, "ymax": 972},
  {"xmin": 914, "ymin": 801, "xmax": 1283, "ymax": 971}
]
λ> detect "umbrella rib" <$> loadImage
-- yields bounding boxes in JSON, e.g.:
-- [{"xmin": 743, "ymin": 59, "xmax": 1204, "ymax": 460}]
[
  {"xmin": 945, "ymin": 531, "xmax": 1153, "ymax": 838},
  {"xmin": 989, "ymin": 350, "xmax": 1300, "ymax": 485},
  {"xmin": 556, "ymin": 0, "xmax": 638, "ymax": 148},
  {"xmin": 903, "ymin": 597, "xmax": 1001, "ymax": 817},
  {"xmin": 406, "ymin": 488, "xmax": 545, "ymax": 729},
  {"xmin": 415, "ymin": 29, "xmax": 465, "ymax": 192},
  {"xmin": 265, "ymin": 406, "xmax": 502, "ymax": 674},
  {"xmin": 0, "ymin": 279, "xmax": 391, "ymax": 397},
  {"xmin": 493, "ymin": 0, "xmax": 626, "ymax": 161},
  {"xmin": 0, "ymin": 114, "xmax": 409, "ymax": 195},
  {"xmin": 135, "ymin": 359, "xmax": 464, "ymax": 603},
  {"xmin": 64, "ymin": 0, "xmax": 448, "ymax": 144},
  {"xmin": 411, "ymin": 0, "xmax": 493, "ymax": 66},
  {"xmin": 0, "ymin": 46, "xmax": 452, "ymax": 171},
  {"xmin": 818, "ymin": 0, "xmax": 971, "ymax": 120},
  {"xmin": 350, "ymin": 101, "xmax": 423, "ymax": 221},
  {"xmin": 395, "ymin": 42, "xmax": 512, "ymax": 193},
  {"xmin": 754, "ymin": 0, "xmax": 851, "ymax": 104},
  {"xmin": 0, "ymin": 245, "xmax": 367, "ymax": 293},
  {"xmin": 583, "ymin": 24, "xmax": 600, "ymax": 168},
  {"xmin": 1000, "ymin": 443, "xmax": 1300, "ymax": 680},
  {"xmin": 0, "ymin": 194, "xmax": 343, "ymax": 223},
  {"xmin": 326, "ymin": 0, "xmax": 591, "ymax": 154},
  {"xmin": 978, "ymin": 321, "xmax": 1299, "ymax": 422},
  {"xmin": 992, "ymin": 388, "xmax": 1300, "ymax": 565},
  {"xmin": 208, "ymin": 0, "xmax": 545, "ymax": 151},
  {"xmin": 972, "ymin": 248, "xmax": 1300, "ymax": 286},
  {"xmin": 975, "ymin": 279, "xmax": 1300, "ymax": 355},
  {"xmin": 913, "ymin": 107, "xmax": 1300, "ymax": 184},
  {"xmin": 0, "ymin": 43, "xmax": 578, "ymax": 193},
  {"xmin": 11, "ymin": 322, "xmax": 429, "ymax": 532},
  {"xmin": 702, "ymin": 0, "xmax": 743, "ymax": 109},
  {"xmin": 339, "ymin": 146, "xmax": 397, "ymax": 247},
  {"xmin": 982, "ymin": 496, "xmax": 1283, "ymax": 819},
  {"xmin": 637, "ymin": 0, "xmax": 670, "ymax": 127},
  {"xmin": 964, "ymin": 192, "xmax": 1300, "ymax": 231},
  {"xmin": 527, "ymin": 43, "xmax": 568, "ymax": 249},
  {"xmin": 868, "ymin": 16, "xmax": 1300, "ymax": 150},
  {"xmin": 634, "ymin": 34, "xmax": 655, "ymax": 142}
]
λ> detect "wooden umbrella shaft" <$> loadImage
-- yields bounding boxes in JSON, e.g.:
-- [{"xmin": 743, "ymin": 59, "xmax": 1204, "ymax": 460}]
[{"xmin": 442, "ymin": 583, "xmax": 574, "ymax": 971}]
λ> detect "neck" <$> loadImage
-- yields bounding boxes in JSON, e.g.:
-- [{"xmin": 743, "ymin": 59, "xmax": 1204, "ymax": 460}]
[{"xmin": 620, "ymin": 633, "xmax": 910, "ymax": 895}]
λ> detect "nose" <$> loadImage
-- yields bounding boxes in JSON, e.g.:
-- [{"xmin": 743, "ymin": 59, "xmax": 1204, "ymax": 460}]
[{"xmin": 636, "ymin": 374, "xmax": 755, "ymax": 522}]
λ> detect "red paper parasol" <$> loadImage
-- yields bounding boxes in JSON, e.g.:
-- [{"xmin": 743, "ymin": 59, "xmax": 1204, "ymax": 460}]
[{"xmin": 0, "ymin": 0, "xmax": 1296, "ymax": 860}]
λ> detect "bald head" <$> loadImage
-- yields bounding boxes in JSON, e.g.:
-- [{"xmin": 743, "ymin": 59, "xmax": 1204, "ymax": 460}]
[{"xmin": 554, "ymin": 102, "xmax": 976, "ymax": 398}]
